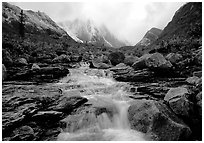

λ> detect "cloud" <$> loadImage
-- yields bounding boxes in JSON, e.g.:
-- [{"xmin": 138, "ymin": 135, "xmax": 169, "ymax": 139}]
[{"xmin": 11, "ymin": 2, "xmax": 185, "ymax": 45}]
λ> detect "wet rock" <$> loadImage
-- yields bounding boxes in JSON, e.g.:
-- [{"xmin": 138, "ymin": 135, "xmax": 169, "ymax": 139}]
[
  {"xmin": 128, "ymin": 100, "xmax": 191, "ymax": 141},
  {"xmin": 52, "ymin": 54, "xmax": 70, "ymax": 63},
  {"xmin": 31, "ymin": 63, "xmax": 40, "ymax": 70},
  {"xmin": 49, "ymin": 96, "xmax": 88, "ymax": 113},
  {"xmin": 133, "ymin": 53, "xmax": 172, "ymax": 71},
  {"xmin": 32, "ymin": 111, "xmax": 63, "ymax": 122},
  {"xmin": 2, "ymin": 64, "xmax": 7, "ymax": 81},
  {"xmin": 108, "ymin": 51, "xmax": 125, "ymax": 66},
  {"xmin": 124, "ymin": 56, "xmax": 139, "ymax": 66},
  {"xmin": 12, "ymin": 125, "xmax": 34, "ymax": 141},
  {"xmin": 164, "ymin": 87, "xmax": 189, "ymax": 102},
  {"xmin": 186, "ymin": 76, "xmax": 202, "ymax": 86},
  {"xmin": 16, "ymin": 58, "xmax": 28, "ymax": 66},
  {"xmin": 166, "ymin": 53, "xmax": 183, "ymax": 64},
  {"xmin": 193, "ymin": 71, "xmax": 202, "ymax": 78}
]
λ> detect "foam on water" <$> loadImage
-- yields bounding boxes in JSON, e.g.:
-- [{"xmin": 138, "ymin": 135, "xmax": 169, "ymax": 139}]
[{"xmin": 57, "ymin": 68, "xmax": 147, "ymax": 141}]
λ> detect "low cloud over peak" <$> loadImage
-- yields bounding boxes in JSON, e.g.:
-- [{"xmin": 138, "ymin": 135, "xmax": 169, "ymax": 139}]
[{"xmin": 11, "ymin": 2, "xmax": 185, "ymax": 45}]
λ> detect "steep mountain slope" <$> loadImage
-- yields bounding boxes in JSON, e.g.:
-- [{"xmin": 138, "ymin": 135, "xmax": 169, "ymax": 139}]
[
  {"xmin": 2, "ymin": 2, "xmax": 72, "ymax": 37},
  {"xmin": 136, "ymin": 28, "xmax": 162, "ymax": 46},
  {"xmin": 119, "ymin": 27, "xmax": 162, "ymax": 56},
  {"xmin": 148, "ymin": 2, "xmax": 202, "ymax": 53},
  {"xmin": 58, "ymin": 19, "xmax": 128, "ymax": 48},
  {"xmin": 2, "ymin": 2, "xmax": 77, "ymax": 64}
]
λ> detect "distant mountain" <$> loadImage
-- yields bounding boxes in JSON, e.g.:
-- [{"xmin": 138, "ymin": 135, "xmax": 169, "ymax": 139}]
[
  {"xmin": 2, "ymin": 2, "xmax": 74, "ymax": 40},
  {"xmin": 119, "ymin": 27, "xmax": 162, "ymax": 56},
  {"xmin": 58, "ymin": 19, "xmax": 128, "ymax": 48},
  {"xmin": 136, "ymin": 28, "xmax": 162, "ymax": 47}
]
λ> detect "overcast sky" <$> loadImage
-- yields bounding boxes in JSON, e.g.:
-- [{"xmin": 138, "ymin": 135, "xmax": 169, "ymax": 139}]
[{"xmin": 11, "ymin": 2, "xmax": 185, "ymax": 45}]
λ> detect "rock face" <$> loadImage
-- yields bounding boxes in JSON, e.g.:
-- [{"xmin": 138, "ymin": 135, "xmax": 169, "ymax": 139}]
[
  {"xmin": 132, "ymin": 53, "xmax": 172, "ymax": 71},
  {"xmin": 128, "ymin": 100, "xmax": 191, "ymax": 141},
  {"xmin": 108, "ymin": 52, "xmax": 125, "ymax": 66},
  {"xmin": 2, "ymin": 64, "xmax": 7, "ymax": 81}
]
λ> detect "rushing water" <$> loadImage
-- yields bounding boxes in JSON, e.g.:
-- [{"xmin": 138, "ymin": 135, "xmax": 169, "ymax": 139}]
[{"xmin": 56, "ymin": 66, "xmax": 146, "ymax": 141}]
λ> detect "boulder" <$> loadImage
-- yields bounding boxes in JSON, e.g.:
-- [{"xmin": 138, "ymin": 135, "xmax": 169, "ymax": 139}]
[
  {"xmin": 164, "ymin": 87, "xmax": 189, "ymax": 102},
  {"xmin": 124, "ymin": 56, "xmax": 139, "ymax": 66},
  {"xmin": 2, "ymin": 64, "xmax": 7, "ymax": 81},
  {"xmin": 16, "ymin": 58, "xmax": 28, "ymax": 66},
  {"xmin": 128, "ymin": 100, "xmax": 191, "ymax": 141},
  {"xmin": 48, "ymin": 96, "xmax": 88, "ymax": 113},
  {"xmin": 166, "ymin": 53, "xmax": 183, "ymax": 64},
  {"xmin": 133, "ymin": 53, "xmax": 172, "ymax": 71},
  {"xmin": 12, "ymin": 126, "xmax": 34, "ymax": 141},
  {"xmin": 108, "ymin": 52, "xmax": 125, "ymax": 66},
  {"xmin": 52, "ymin": 54, "xmax": 70, "ymax": 63},
  {"xmin": 186, "ymin": 76, "xmax": 202, "ymax": 86},
  {"xmin": 164, "ymin": 87, "xmax": 194, "ymax": 118},
  {"xmin": 31, "ymin": 63, "xmax": 40, "ymax": 70}
]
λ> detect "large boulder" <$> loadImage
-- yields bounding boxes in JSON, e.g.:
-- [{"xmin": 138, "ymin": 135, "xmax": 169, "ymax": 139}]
[
  {"xmin": 108, "ymin": 52, "xmax": 125, "ymax": 66},
  {"xmin": 164, "ymin": 87, "xmax": 189, "ymax": 102},
  {"xmin": 124, "ymin": 56, "xmax": 139, "ymax": 66},
  {"xmin": 164, "ymin": 87, "xmax": 194, "ymax": 118},
  {"xmin": 2, "ymin": 64, "xmax": 7, "ymax": 81},
  {"xmin": 133, "ymin": 53, "xmax": 172, "ymax": 71},
  {"xmin": 128, "ymin": 100, "xmax": 191, "ymax": 141},
  {"xmin": 166, "ymin": 53, "xmax": 183, "ymax": 64},
  {"xmin": 186, "ymin": 76, "xmax": 202, "ymax": 86},
  {"xmin": 52, "ymin": 54, "xmax": 70, "ymax": 63}
]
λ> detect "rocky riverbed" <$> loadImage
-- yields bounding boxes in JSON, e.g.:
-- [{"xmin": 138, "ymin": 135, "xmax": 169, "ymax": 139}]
[{"xmin": 2, "ymin": 61, "xmax": 202, "ymax": 141}]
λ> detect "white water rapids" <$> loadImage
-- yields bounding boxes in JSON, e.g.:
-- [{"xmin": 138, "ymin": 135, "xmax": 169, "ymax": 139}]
[{"xmin": 55, "ymin": 66, "xmax": 147, "ymax": 141}]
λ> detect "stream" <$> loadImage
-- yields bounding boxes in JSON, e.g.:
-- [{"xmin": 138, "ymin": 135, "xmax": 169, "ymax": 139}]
[{"xmin": 56, "ymin": 66, "xmax": 147, "ymax": 141}]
